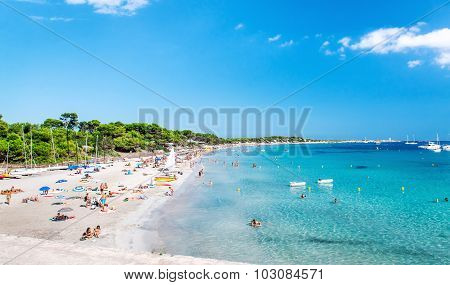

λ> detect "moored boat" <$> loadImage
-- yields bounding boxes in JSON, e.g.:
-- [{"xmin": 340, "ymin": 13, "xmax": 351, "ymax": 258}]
[
  {"xmin": 154, "ymin": 176, "xmax": 176, "ymax": 182},
  {"xmin": 289, "ymin": 182, "xmax": 306, "ymax": 187},
  {"xmin": 405, "ymin": 135, "xmax": 418, "ymax": 145},
  {"xmin": 418, "ymin": 134, "xmax": 442, "ymax": 152},
  {"xmin": 317, "ymin": 179, "xmax": 333, "ymax": 184},
  {"xmin": 47, "ymin": 165, "xmax": 69, "ymax": 171},
  {"xmin": 10, "ymin": 168, "xmax": 47, "ymax": 176}
]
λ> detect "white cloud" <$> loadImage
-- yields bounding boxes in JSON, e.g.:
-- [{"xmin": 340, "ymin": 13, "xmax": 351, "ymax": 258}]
[
  {"xmin": 435, "ymin": 52, "xmax": 450, "ymax": 68},
  {"xmin": 65, "ymin": 0, "xmax": 149, "ymax": 15},
  {"xmin": 30, "ymin": 15, "xmax": 45, "ymax": 21},
  {"xmin": 65, "ymin": 0, "xmax": 85, "ymax": 3},
  {"xmin": 49, "ymin": 17, "xmax": 74, "ymax": 22},
  {"xmin": 324, "ymin": 49, "xmax": 334, "ymax": 56},
  {"xmin": 320, "ymin": 40, "xmax": 330, "ymax": 48},
  {"xmin": 268, "ymin": 34, "xmax": 282, "ymax": 43},
  {"xmin": 338, "ymin": 36, "xmax": 351, "ymax": 47},
  {"xmin": 280, "ymin": 40, "xmax": 294, "ymax": 48},
  {"xmin": 339, "ymin": 23, "xmax": 450, "ymax": 67},
  {"xmin": 407, "ymin": 60, "xmax": 422, "ymax": 68},
  {"xmin": 315, "ymin": 33, "xmax": 322, "ymax": 38},
  {"xmin": 31, "ymin": 16, "xmax": 73, "ymax": 22},
  {"xmin": 234, "ymin": 23, "xmax": 244, "ymax": 30}
]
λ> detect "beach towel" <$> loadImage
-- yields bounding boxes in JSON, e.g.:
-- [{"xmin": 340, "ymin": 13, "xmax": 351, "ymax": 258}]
[
  {"xmin": 73, "ymin": 186, "xmax": 86, "ymax": 192},
  {"xmin": 49, "ymin": 216, "xmax": 75, "ymax": 222}
]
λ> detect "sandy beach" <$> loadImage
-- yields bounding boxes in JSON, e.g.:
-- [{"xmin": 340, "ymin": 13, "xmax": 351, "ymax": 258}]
[{"xmin": 0, "ymin": 150, "xmax": 235, "ymax": 265}]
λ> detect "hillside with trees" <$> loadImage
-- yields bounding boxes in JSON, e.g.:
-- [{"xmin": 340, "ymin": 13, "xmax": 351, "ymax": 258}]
[{"xmin": 0, "ymin": 113, "xmax": 308, "ymax": 165}]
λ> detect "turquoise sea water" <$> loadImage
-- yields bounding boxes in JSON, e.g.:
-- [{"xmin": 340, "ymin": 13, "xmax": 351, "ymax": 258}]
[{"xmin": 144, "ymin": 143, "xmax": 450, "ymax": 264}]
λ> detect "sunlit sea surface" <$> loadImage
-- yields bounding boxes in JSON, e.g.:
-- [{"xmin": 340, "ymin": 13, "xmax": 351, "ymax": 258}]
[{"xmin": 142, "ymin": 143, "xmax": 449, "ymax": 264}]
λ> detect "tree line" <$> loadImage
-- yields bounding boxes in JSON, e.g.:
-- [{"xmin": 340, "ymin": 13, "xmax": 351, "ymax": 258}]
[{"xmin": 0, "ymin": 113, "xmax": 308, "ymax": 165}]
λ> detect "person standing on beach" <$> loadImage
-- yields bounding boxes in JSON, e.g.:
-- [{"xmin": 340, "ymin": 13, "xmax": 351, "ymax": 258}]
[
  {"xmin": 6, "ymin": 191, "xmax": 12, "ymax": 205},
  {"xmin": 100, "ymin": 192, "xmax": 107, "ymax": 211}
]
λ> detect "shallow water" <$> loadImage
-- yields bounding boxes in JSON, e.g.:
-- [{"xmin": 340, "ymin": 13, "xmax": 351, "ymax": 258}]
[{"xmin": 143, "ymin": 143, "xmax": 450, "ymax": 264}]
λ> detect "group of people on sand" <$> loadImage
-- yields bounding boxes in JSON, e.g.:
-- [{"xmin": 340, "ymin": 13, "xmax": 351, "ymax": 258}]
[
  {"xmin": 80, "ymin": 225, "xmax": 101, "ymax": 241},
  {"xmin": 165, "ymin": 186, "xmax": 174, "ymax": 196},
  {"xmin": 22, "ymin": 196, "xmax": 39, "ymax": 203},
  {"xmin": 84, "ymin": 191, "xmax": 109, "ymax": 211}
]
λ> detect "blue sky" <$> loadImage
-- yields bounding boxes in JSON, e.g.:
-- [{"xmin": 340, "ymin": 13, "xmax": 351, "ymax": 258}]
[{"xmin": 0, "ymin": 0, "xmax": 449, "ymax": 140}]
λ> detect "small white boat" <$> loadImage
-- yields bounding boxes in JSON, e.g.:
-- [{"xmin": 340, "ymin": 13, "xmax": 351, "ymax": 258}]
[
  {"xmin": 443, "ymin": 145, "xmax": 450, "ymax": 151},
  {"xmin": 47, "ymin": 165, "xmax": 69, "ymax": 171},
  {"xmin": 317, "ymin": 179, "xmax": 333, "ymax": 184},
  {"xmin": 418, "ymin": 134, "xmax": 442, "ymax": 152},
  {"xmin": 10, "ymin": 168, "xmax": 47, "ymax": 176},
  {"xmin": 290, "ymin": 182, "xmax": 306, "ymax": 187}
]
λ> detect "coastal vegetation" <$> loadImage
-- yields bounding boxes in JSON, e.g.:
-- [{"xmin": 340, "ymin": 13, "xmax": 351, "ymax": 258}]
[{"xmin": 0, "ymin": 113, "xmax": 309, "ymax": 165}]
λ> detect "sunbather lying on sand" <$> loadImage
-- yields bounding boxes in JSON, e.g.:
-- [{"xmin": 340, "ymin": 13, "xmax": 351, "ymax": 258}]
[
  {"xmin": 22, "ymin": 196, "xmax": 39, "ymax": 203},
  {"xmin": 51, "ymin": 213, "xmax": 75, "ymax": 222},
  {"xmin": 80, "ymin": 227, "xmax": 94, "ymax": 240}
]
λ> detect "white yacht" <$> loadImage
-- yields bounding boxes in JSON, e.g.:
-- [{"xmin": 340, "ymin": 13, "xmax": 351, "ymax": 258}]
[
  {"xmin": 317, "ymin": 179, "xmax": 334, "ymax": 184},
  {"xmin": 418, "ymin": 134, "xmax": 441, "ymax": 152}
]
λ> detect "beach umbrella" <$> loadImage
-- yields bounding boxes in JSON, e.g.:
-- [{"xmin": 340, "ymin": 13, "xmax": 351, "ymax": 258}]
[
  {"xmin": 56, "ymin": 179, "xmax": 68, "ymax": 184},
  {"xmin": 57, "ymin": 207, "xmax": 73, "ymax": 213},
  {"xmin": 39, "ymin": 186, "xmax": 51, "ymax": 192}
]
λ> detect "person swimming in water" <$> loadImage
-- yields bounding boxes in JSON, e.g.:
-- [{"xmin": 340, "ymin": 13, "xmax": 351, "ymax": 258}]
[
  {"xmin": 249, "ymin": 219, "xmax": 262, "ymax": 228},
  {"xmin": 300, "ymin": 194, "xmax": 306, "ymax": 199}
]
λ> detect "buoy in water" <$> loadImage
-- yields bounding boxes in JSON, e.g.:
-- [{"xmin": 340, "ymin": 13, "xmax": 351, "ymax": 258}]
[
  {"xmin": 357, "ymin": 187, "xmax": 361, "ymax": 192},
  {"xmin": 236, "ymin": 187, "xmax": 240, "ymax": 192},
  {"xmin": 401, "ymin": 186, "xmax": 405, "ymax": 191}
]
